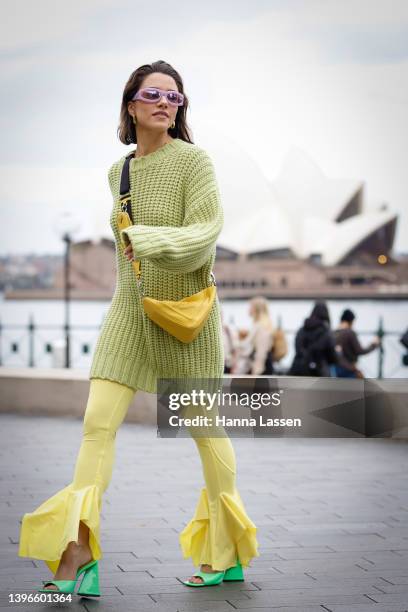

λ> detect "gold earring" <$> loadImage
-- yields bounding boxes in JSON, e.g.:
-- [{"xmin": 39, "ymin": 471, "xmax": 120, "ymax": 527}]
[
  {"xmin": 170, "ymin": 120, "xmax": 175, "ymax": 129},
  {"xmin": 132, "ymin": 115, "xmax": 137, "ymax": 126}
]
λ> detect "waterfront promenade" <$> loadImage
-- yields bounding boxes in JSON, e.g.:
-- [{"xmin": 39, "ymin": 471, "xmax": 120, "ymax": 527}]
[{"xmin": 1, "ymin": 412, "xmax": 408, "ymax": 611}]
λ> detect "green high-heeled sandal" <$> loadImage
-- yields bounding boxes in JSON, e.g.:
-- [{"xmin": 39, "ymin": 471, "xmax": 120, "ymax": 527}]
[
  {"xmin": 77, "ymin": 559, "xmax": 100, "ymax": 597},
  {"xmin": 183, "ymin": 558, "xmax": 244, "ymax": 587},
  {"xmin": 223, "ymin": 558, "xmax": 244, "ymax": 582},
  {"xmin": 39, "ymin": 559, "xmax": 100, "ymax": 597}
]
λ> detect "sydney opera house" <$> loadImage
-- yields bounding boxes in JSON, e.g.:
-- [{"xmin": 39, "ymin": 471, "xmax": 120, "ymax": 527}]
[
  {"xmin": 204, "ymin": 133, "xmax": 402, "ymax": 298},
  {"xmin": 214, "ymin": 144, "xmax": 397, "ymax": 267}
]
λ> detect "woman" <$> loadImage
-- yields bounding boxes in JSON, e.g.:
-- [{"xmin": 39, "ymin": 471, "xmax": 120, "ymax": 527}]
[
  {"xmin": 289, "ymin": 301, "xmax": 338, "ymax": 377},
  {"xmin": 17, "ymin": 61, "xmax": 259, "ymax": 593},
  {"xmin": 234, "ymin": 297, "xmax": 275, "ymax": 375},
  {"xmin": 221, "ymin": 308, "xmax": 236, "ymax": 374}
]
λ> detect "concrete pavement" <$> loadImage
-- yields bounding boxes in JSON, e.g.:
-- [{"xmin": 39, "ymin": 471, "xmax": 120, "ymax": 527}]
[{"xmin": 1, "ymin": 413, "xmax": 408, "ymax": 611}]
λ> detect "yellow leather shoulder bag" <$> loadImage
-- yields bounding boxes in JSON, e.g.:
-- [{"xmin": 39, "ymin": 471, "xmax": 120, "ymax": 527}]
[{"xmin": 116, "ymin": 151, "xmax": 217, "ymax": 344}]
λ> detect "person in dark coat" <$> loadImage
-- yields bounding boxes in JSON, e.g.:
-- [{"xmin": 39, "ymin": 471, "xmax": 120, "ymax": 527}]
[
  {"xmin": 334, "ymin": 309, "xmax": 379, "ymax": 378},
  {"xmin": 289, "ymin": 301, "xmax": 338, "ymax": 377}
]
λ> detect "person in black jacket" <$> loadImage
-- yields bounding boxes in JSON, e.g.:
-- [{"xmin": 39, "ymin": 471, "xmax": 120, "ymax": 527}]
[
  {"xmin": 289, "ymin": 301, "xmax": 338, "ymax": 377},
  {"xmin": 334, "ymin": 309, "xmax": 379, "ymax": 378}
]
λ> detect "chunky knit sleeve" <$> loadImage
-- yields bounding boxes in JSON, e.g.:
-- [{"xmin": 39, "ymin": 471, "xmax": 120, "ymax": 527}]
[{"xmin": 120, "ymin": 149, "xmax": 224, "ymax": 273}]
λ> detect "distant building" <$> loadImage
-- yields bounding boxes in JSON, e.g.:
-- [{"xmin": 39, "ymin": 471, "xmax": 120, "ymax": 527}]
[
  {"xmin": 213, "ymin": 254, "xmax": 408, "ymax": 299},
  {"xmin": 53, "ymin": 239, "xmax": 116, "ymax": 295}
]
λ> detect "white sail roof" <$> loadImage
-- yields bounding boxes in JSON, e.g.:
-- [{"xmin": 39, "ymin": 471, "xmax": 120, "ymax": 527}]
[
  {"xmin": 306, "ymin": 210, "xmax": 397, "ymax": 266},
  {"xmin": 273, "ymin": 147, "xmax": 364, "ymax": 223}
]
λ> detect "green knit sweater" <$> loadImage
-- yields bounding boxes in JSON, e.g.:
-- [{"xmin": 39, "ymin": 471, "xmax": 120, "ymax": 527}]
[{"xmin": 89, "ymin": 138, "xmax": 225, "ymax": 394}]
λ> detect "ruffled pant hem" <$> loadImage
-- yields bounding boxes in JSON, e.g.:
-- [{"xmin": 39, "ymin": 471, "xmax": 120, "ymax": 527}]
[
  {"xmin": 18, "ymin": 483, "xmax": 102, "ymax": 575},
  {"xmin": 179, "ymin": 486, "xmax": 260, "ymax": 571}
]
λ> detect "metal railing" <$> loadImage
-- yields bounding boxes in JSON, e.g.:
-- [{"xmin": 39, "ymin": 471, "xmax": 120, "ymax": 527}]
[
  {"xmin": 0, "ymin": 315, "xmax": 406, "ymax": 379},
  {"xmin": 0, "ymin": 315, "xmax": 100, "ymax": 370}
]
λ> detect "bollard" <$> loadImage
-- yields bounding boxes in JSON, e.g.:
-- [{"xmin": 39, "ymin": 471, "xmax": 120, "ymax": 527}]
[
  {"xmin": 377, "ymin": 316, "xmax": 384, "ymax": 379},
  {"xmin": 28, "ymin": 315, "xmax": 35, "ymax": 368}
]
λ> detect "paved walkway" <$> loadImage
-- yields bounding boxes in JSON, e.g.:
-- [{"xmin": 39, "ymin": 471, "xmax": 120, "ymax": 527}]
[{"xmin": 1, "ymin": 413, "xmax": 408, "ymax": 612}]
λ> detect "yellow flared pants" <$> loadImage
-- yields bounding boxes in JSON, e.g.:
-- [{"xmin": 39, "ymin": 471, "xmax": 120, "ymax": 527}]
[{"xmin": 18, "ymin": 378, "xmax": 259, "ymax": 575}]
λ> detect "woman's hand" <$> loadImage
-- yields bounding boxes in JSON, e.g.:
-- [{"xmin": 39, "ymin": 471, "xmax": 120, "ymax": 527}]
[{"xmin": 124, "ymin": 244, "xmax": 134, "ymax": 261}]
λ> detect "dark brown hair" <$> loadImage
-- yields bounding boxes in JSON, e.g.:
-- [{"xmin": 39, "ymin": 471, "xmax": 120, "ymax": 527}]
[{"xmin": 118, "ymin": 60, "xmax": 194, "ymax": 145}]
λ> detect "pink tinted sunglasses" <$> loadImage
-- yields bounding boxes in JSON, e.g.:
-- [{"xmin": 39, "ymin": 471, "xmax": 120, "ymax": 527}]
[{"xmin": 132, "ymin": 87, "xmax": 184, "ymax": 106}]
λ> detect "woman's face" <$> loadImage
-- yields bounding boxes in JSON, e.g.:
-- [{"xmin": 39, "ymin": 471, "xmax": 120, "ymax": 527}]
[{"xmin": 128, "ymin": 72, "xmax": 179, "ymax": 135}]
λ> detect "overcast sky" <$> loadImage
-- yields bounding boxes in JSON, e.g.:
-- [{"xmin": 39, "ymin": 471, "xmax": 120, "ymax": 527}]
[{"xmin": 0, "ymin": 0, "xmax": 407, "ymax": 256}]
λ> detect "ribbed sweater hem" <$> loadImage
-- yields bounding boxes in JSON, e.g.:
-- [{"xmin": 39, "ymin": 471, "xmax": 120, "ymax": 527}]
[
  {"xmin": 89, "ymin": 350, "xmax": 158, "ymax": 394},
  {"xmin": 89, "ymin": 350, "xmax": 224, "ymax": 395}
]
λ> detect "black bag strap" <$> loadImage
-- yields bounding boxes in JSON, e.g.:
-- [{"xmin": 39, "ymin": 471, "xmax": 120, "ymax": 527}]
[
  {"xmin": 118, "ymin": 150, "xmax": 143, "ymax": 282},
  {"xmin": 119, "ymin": 151, "xmax": 135, "ymax": 222}
]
